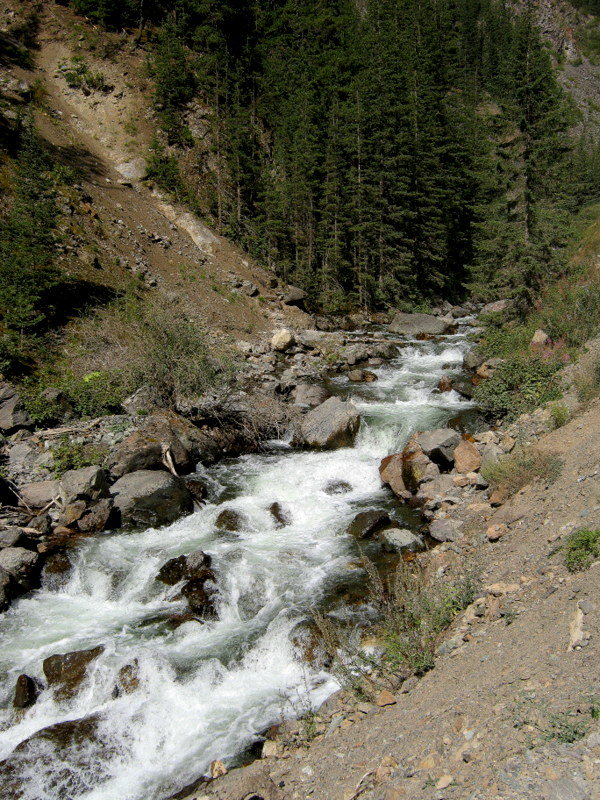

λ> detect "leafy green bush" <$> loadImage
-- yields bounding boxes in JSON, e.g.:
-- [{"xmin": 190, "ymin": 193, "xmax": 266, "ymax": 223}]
[
  {"xmin": 549, "ymin": 401, "xmax": 570, "ymax": 428},
  {"xmin": 481, "ymin": 448, "xmax": 563, "ymax": 494},
  {"xmin": 51, "ymin": 436, "xmax": 107, "ymax": 478},
  {"xmin": 564, "ymin": 529, "xmax": 600, "ymax": 572},
  {"xmin": 60, "ymin": 57, "xmax": 110, "ymax": 93},
  {"xmin": 474, "ymin": 357, "xmax": 561, "ymax": 421}
]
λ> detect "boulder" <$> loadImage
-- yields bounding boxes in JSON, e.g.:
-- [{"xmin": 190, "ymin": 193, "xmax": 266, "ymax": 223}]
[
  {"xmin": 0, "ymin": 383, "xmax": 32, "ymax": 433},
  {"xmin": 297, "ymin": 397, "xmax": 360, "ymax": 449},
  {"xmin": 18, "ymin": 480, "xmax": 59, "ymax": 509},
  {"xmin": 415, "ymin": 473, "xmax": 455, "ymax": 503},
  {"xmin": 269, "ymin": 502, "xmax": 291, "ymax": 528},
  {"xmin": 156, "ymin": 550, "xmax": 212, "ymax": 585},
  {"xmin": 0, "ymin": 547, "xmax": 39, "ymax": 590},
  {"xmin": 389, "ymin": 312, "xmax": 453, "ymax": 337},
  {"xmin": 453, "ymin": 439, "xmax": 481, "ymax": 474},
  {"xmin": 110, "ymin": 470, "xmax": 194, "ymax": 528},
  {"xmin": 283, "ymin": 286, "xmax": 307, "ymax": 308},
  {"xmin": 292, "ymin": 384, "xmax": 331, "ymax": 408},
  {"xmin": 215, "ymin": 508, "xmax": 247, "ymax": 531},
  {"xmin": 77, "ymin": 498, "xmax": 114, "ymax": 533},
  {"xmin": 416, "ymin": 429, "xmax": 461, "ymax": 468},
  {"xmin": 0, "ymin": 567, "xmax": 11, "ymax": 610},
  {"xmin": 181, "ymin": 571, "xmax": 217, "ymax": 614},
  {"xmin": 453, "ymin": 379, "xmax": 475, "ymax": 399},
  {"xmin": 401, "ymin": 438, "xmax": 435, "ymax": 493},
  {"xmin": 368, "ymin": 341, "xmax": 398, "ymax": 360},
  {"xmin": 346, "ymin": 369, "xmax": 377, "ymax": 383},
  {"xmin": 324, "ymin": 480, "xmax": 352, "ymax": 495},
  {"xmin": 0, "ymin": 527, "xmax": 26, "ymax": 549},
  {"xmin": 59, "ymin": 466, "xmax": 109, "ymax": 506},
  {"xmin": 437, "ymin": 377, "xmax": 453, "ymax": 393},
  {"xmin": 347, "ymin": 510, "xmax": 390, "ymax": 539},
  {"xmin": 379, "ymin": 528, "xmax": 424, "ymax": 553},
  {"xmin": 480, "ymin": 442, "xmax": 504, "ymax": 472},
  {"xmin": 271, "ymin": 329, "xmax": 295, "ymax": 352},
  {"xmin": 481, "ymin": 299, "xmax": 512, "ymax": 315},
  {"xmin": 379, "ymin": 454, "xmax": 410, "ymax": 500},
  {"xmin": 429, "ymin": 519, "xmax": 462, "ymax": 542},
  {"xmin": 43, "ymin": 646, "xmax": 104, "ymax": 700},
  {"xmin": 13, "ymin": 674, "xmax": 39, "ymax": 709},
  {"xmin": 344, "ymin": 344, "xmax": 371, "ymax": 366},
  {"xmin": 462, "ymin": 351, "xmax": 485, "ymax": 371}
]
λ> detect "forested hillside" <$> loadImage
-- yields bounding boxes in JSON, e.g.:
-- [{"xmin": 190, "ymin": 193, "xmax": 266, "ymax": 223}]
[{"xmin": 69, "ymin": 0, "xmax": 600, "ymax": 311}]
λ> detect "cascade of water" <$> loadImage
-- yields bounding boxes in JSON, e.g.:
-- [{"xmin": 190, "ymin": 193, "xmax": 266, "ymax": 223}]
[{"xmin": 0, "ymin": 329, "xmax": 475, "ymax": 800}]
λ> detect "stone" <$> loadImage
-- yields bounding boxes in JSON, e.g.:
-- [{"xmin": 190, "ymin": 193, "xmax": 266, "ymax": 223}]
[
  {"xmin": 269, "ymin": 502, "xmax": 291, "ymax": 528},
  {"xmin": 347, "ymin": 510, "xmax": 390, "ymax": 539},
  {"xmin": 60, "ymin": 500, "xmax": 87, "ymax": 526},
  {"xmin": 437, "ymin": 377, "xmax": 453, "ymax": 392},
  {"xmin": 0, "ymin": 382, "xmax": 32, "ymax": 432},
  {"xmin": 453, "ymin": 379, "xmax": 475, "ymax": 399},
  {"xmin": 59, "ymin": 466, "xmax": 109, "ymax": 506},
  {"xmin": 324, "ymin": 480, "xmax": 352, "ymax": 495},
  {"xmin": 346, "ymin": 369, "xmax": 377, "ymax": 382},
  {"xmin": 43, "ymin": 646, "xmax": 104, "ymax": 700},
  {"xmin": 416, "ymin": 429, "xmax": 461, "ymax": 468},
  {"xmin": 0, "ymin": 567, "xmax": 11, "ymax": 610},
  {"xmin": 215, "ymin": 509, "xmax": 246, "ymax": 531},
  {"xmin": 400, "ymin": 676, "xmax": 418, "ymax": 693},
  {"xmin": 453, "ymin": 439, "xmax": 481, "ymax": 473},
  {"xmin": 481, "ymin": 299, "xmax": 512, "ymax": 315},
  {"xmin": 401, "ymin": 439, "xmax": 434, "ymax": 493},
  {"xmin": 379, "ymin": 454, "xmax": 410, "ymax": 500},
  {"xmin": 489, "ymin": 485, "xmax": 510, "ymax": 506},
  {"xmin": 293, "ymin": 384, "xmax": 331, "ymax": 408},
  {"xmin": 462, "ymin": 351, "xmax": 485, "ymax": 371},
  {"xmin": 182, "ymin": 475, "xmax": 208, "ymax": 504},
  {"xmin": 344, "ymin": 343, "xmax": 371, "ymax": 366},
  {"xmin": 121, "ymin": 386, "xmax": 158, "ymax": 415},
  {"xmin": 298, "ymin": 397, "xmax": 360, "ymax": 449},
  {"xmin": 436, "ymin": 775, "xmax": 453, "ymax": 790},
  {"xmin": 77, "ymin": 498, "xmax": 114, "ymax": 532},
  {"xmin": 486, "ymin": 523, "xmax": 508, "ymax": 541},
  {"xmin": 210, "ymin": 760, "xmax": 228, "ymax": 779},
  {"xmin": 0, "ymin": 528, "xmax": 26, "ymax": 549},
  {"xmin": 19, "ymin": 480, "xmax": 59, "ymax": 509},
  {"xmin": 14, "ymin": 674, "xmax": 39, "ymax": 709},
  {"xmin": 389, "ymin": 312, "xmax": 453, "ymax": 336},
  {"xmin": 271, "ymin": 328, "xmax": 295, "ymax": 352},
  {"xmin": 110, "ymin": 470, "xmax": 194, "ymax": 528},
  {"xmin": 116, "ymin": 158, "xmax": 146, "ymax": 182},
  {"xmin": 485, "ymin": 582, "xmax": 519, "ymax": 596},
  {"xmin": 429, "ymin": 519, "xmax": 462, "ymax": 542},
  {"xmin": 116, "ymin": 662, "xmax": 140, "ymax": 695},
  {"xmin": 157, "ymin": 550, "xmax": 212, "ymax": 585},
  {"xmin": 453, "ymin": 475, "xmax": 469, "ymax": 488},
  {"xmin": 530, "ymin": 329, "xmax": 550, "ymax": 351},
  {"xmin": 283, "ymin": 286, "xmax": 307, "ymax": 307},
  {"xmin": 0, "ymin": 547, "xmax": 39, "ymax": 589},
  {"xmin": 181, "ymin": 570, "xmax": 217, "ymax": 614},
  {"xmin": 480, "ymin": 442, "xmax": 503, "ymax": 471},
  {"xmin": 375, "ymin": 690, "xmax": 397, "ymax": 707},
  {"xmin": 262, "ymin": 739, "xmax": 279, "ymax": 758},
  {"xmin": 379, "ymin": 528, "xmax": 424, "ymax": 553}
]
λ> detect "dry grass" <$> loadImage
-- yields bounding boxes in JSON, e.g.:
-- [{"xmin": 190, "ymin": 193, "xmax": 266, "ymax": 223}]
[{"xmin": 481, "ymin": 447, "xmax": 564, "ymax": 495}]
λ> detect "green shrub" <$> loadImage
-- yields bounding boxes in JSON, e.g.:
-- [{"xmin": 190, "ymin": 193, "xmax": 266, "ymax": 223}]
[
  {"xmin": 541, "ymin": 283, "xmax": 600, "ymax": 348},
  {"xmin": 549, "ymin": 401, "xmax": 570, "ymax": 429},
  {"xmin": 51, "ymin": 436, "xmax": 106, "ymax": 478},
  {"xmin": 563, "ymin": 529, "xmax": 600, "ymax": 572},
  {"xmin": 481, "ymin": 448, "xmax": 563, "ymax": 494},
  {"xmin": 474, "ymin": 357, "xmax": 561, "ymax": 421},
  {"xmin": 60, "ymin": 57, "xmax": 110, "ymax": 93}
]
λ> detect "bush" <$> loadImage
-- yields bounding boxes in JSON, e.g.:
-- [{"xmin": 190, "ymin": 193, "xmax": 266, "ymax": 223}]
[
  {"xmin": 51, "ymin": 436, "xmax": 107, "ymax": 478},
  {"xmin": 564, "ymin": 529, "xmax": 600, "ymax": 572},
  {"xmin": 541, "ymin": 282, "xmax": 600, "ymax": 348},
  {"xmin": 549, "ymin": 401, "xmax": 570, "ymax": 428},
  {"xmin": 60, "ymin": 56, "xmax": 110, "ymax": 93},
  {"xmin": 474, "ymin": 357, "xmax": 561, "ymax": 421},
  {"xmin": 481, "ymin": 447, "xmax": 564, "ymax": 494}
]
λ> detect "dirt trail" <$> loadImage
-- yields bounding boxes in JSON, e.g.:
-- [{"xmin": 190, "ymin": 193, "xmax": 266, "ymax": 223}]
[{"xmin": 193, "ymin": 398, "xmax": 600, "ymax": 800}]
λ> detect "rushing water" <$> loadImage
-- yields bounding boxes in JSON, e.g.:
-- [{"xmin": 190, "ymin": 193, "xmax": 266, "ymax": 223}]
[{"xmin": 0, "ymin": 324, "xmax": 476, "ymax": 800}]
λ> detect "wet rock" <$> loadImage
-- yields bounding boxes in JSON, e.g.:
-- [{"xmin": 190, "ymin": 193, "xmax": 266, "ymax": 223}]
[
  {"xmin": 379, "ymin": 528, "xmax": 424, "ymax": 553},
  {"xmin": 269, "ymin": 502, "xmax": 291, "ymax": 528},
  {"xmin": 368, "ymin": 341, "xmax": 398, "ymax": 360},
  {"xmin": 77, "ymin": 498, "xmax": 114, "ymax": 532},
  {"xmin": 292, "ymin": 384, "xmax": 331, "ymax": 408},
  {"xmin": 271, "ymin": 329, "xmax": 295, "ymax": 352},
  {"xmin": 437, "ymin": 376, "xmax": 453, "ymax": 392},
  {"xmin": 0, "ymin": 714, "xmax": 110, "ymax": 799},
  {"xmin": 401, "ymin": 438, "xmax": 434, "ymax": 493},
  {"xmin": 346, "ymin": 369, "xmax": 377, "ymax": 382},
  {"xmin": 13, "ymin": 674, "xmax": 39, "ymax": 709},
  {"xmin": 59, "ymin": 466, "xmax": 109, "ymax": 506},
  {"xmin": 43, "ymin": 646, "xmax": 104, "ymax": 700},
  {"xmin": 416, "ymin": 429, "xmax": 461, "ymax": 468},
  {"xmin": 389, "ymin": 312, "xmax": 453, "ymax": 337},
  {"xmin": 429, "ymin": 519, "xmax": 462, "ymax": 542},
  {"xmin": 297, "ymin": 397, "xmax": 360, "ymax": 449},
  {"xmin": 215, "ymin": 508, "xmax": 247, "ymax": 532},
  {"xmin": 344, "ymin": 344, "xmax": 371, "ymax": 366},
  {"xmin": 182, "ymin": 475, "xmax": 208, "ymax": 504},
  {"xmin": 0, "ymin": 547, "xmax": 39, "ymax": 591},
  {"xmin": 116, "ymin": 661, "xmax": 139, "ymax": 695},
  {"xmin": 379, "ymin": 454, "xmax": 410, "ymax": 500},
  {"xmin": 0, "ymin": 567, "xmax": 10, "ymax": 610},
  {"xmin": 181, "ymin": 570, "xmax": 217, "ymax": 614},
  {"xmin": 453, "ymin": 379, "xmax": 476, "ymax": 399},
  {"xmin": 110, "ymin": 470, "xmax": 194, "ymax": 528},
  {"xmin": 283, "ymin": 286, "xmax": 307, "ymax": 308},
  {"xmin": 156, "ymin": 550, "xmax": 212, "ymax": 585},
  {"xmin": 462, "ymin": 350, "xmax": 485, "ymax": 371},
  {"xmin": 324, "ymin": 480, "xmax": 352, "ymax": 495},
  {"xmin": 19, "ymin": 480, "xmax": 59, "ymax": 509},
  {"xmin": 453, "ymin": 439, "xmax": 481, "ymax": 473},
  {"xmin": 347, "ymin": 510, "xmax": 390, "ymax": 539},
  {"xmin": 0, "ymin": 382, "xmax": 32, "ymax": 433},
  {"xmin": 41, "ymin": 551, "xmax": 73, "ymax": 585}
]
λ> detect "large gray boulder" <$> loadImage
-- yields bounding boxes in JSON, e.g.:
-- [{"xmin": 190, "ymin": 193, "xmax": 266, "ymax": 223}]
[
  {"xmin": 110, "ymin": 470, "xmax": 194, "ymax": 528},
  {"xmin": 0, "ymin": 383, "xmax": 32, "ymax": 433},
  {"xmin": 297, "ymin": 397, "xmax": 360, "ymax": 449},
  {"xmin": 389, "ymin": 312, "xmax": 453, "ymax": 337},
  {"xmin": 0, "ymin": 547, "xmax": 39, "ymax": 590},
  {"xmin": 292, "ymin": 383, "xmax": 331, "ymax": 408},
  {"xmin": 379, "ymin": 528, "xmax": 425, "ymax": 553},
  {"xmin": 416, "ymin": 429, "xmax": 461, "ymax": 468},
  {"xmin": 283, "ymin": 286, "xmax": 307, "ymax": 308},
  {"xmin": 59, "ymin": 466, "xmax": 109, "ymax": 506}
]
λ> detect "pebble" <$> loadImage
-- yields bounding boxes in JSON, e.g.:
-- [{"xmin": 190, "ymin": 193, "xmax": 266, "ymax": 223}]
[
  {"xmin": 376, "ymin": 690, "xmax": 397, "ymax": 707},
  {"xmin": 436, "ymin": 774, "xmax": 453, "ymax": 789}
]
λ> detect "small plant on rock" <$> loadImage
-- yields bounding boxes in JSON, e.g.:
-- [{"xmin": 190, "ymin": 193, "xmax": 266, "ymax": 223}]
[
  {"xmin": 563, "ymin": 529, "xmax": 600, "ymax": 572},
  {"xmin": 481, "ymin": 447, "xmax": 563, "ymax": 495}
]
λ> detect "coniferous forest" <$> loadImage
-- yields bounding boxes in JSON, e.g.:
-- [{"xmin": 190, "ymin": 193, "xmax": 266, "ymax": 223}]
[{"xmin": 67, "ymin": 1, "xmax": 599, "ymax": 310}]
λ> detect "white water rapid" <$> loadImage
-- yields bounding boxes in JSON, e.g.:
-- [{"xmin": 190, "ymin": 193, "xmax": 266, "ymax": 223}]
[{"xmin": 0, "ymin": 325, "xmax": 477, "ymax": 800}]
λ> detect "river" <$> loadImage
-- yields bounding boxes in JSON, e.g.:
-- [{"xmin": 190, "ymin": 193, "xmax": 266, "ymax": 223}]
[{"xmin": 0, "ymin": 322, "xmax": 476, "ymax": 800}]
